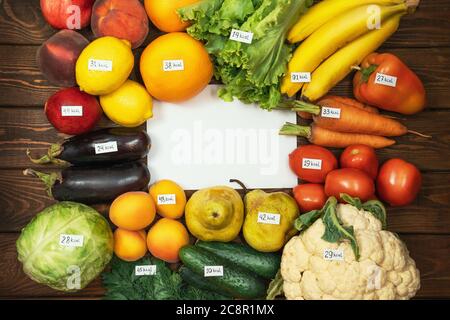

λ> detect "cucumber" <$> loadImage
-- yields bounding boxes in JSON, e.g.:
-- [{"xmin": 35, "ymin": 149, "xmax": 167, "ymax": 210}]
[
  {"xmin": 196, "ymin": 241, "xmax": 280, "ymax": 280},
  {"xmin": 179, "ymin": 266, "xmax": 231, "ymax": 299},
  {"xmin": 179, "ymin": 246, "xmax": 267, "ymax": 299}
]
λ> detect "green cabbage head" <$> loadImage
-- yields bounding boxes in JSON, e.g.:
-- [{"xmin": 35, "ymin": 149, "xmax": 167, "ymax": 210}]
[{"xmin": 17, "ymin": 202, "xmax": 113, "ymax": 292}]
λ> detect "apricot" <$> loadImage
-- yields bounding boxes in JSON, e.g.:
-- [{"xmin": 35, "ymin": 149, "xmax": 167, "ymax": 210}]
[
  {"xmin": 144, "ymin": 0, "xmax": 200, "ymax": 33},
  {"xmin": 147, "ymin": 218, "xmax": 189, "ymax": 263},
  {"xmin": 114, "ymin": 229, "xmax": 148, "ymax": 262},
  {"xmin": 91, "ymin": 0, "xmax": 149, "ymax": 49},
  {"xmin": 149, "ymin": 180, "xmax": 187, "ymax": 219},
  {"xmin": 109, "ymin": 192, "xmax": 156, "ymax": 231}
]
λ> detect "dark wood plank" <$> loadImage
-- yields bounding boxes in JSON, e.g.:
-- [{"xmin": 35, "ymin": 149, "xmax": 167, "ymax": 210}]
[
  {"xmin": 0, "ymin": 0, "xmax": 449, "ymax": 48},
  {"xmin": 0, "ymin": 107, "xmax": 448, "ymax": 171},
  {"xmin": 0, "ymin": 168, "xmax": 449, "ymax": 234},
  {"xmin": 0, "ymin": 232, "xmax": 448, "ymax": 298},
  {"xmin": 1, "ymin": 46, "xmax": 449, "ymax": 108}
]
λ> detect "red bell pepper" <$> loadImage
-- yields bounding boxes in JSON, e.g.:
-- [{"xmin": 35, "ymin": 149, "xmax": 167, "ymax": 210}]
[{"xmin": 353, "ymin": 53, "xmax": 426, "ymax": 115}]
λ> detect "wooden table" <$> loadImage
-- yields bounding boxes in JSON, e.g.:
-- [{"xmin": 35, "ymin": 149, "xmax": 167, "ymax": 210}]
[{"xmin": 0, "ymin": 0, "xmax": 449, "ymax": 300}]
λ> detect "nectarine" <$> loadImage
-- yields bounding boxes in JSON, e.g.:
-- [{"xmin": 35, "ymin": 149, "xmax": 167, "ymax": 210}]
[{"xmin": 109, "ymin": 192, "xmax": 156, "ymax": 231}]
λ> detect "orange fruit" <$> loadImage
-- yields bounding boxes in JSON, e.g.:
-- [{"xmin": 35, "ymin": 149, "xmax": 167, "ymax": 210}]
[
  {"xmin": 144, "ymin": 0, "xmax": 200, "ymax": 32},
  {"xmin": 114, "ymin": 229, "xmax": 148, "ymax": 262},
  {"xmin": 109, "ymin": 191, "xmax": 156, "ymax": 231},
  {"xmin": 149, "ymin": 180, "xmax": 187, "ymax": 219},
  {"xmin": 146, "ymin": 218, "xmax": 190, "ymax": 263},
  {"xmin": 140, "ymin": 32, "xmax": 213, "ymax": 102}
]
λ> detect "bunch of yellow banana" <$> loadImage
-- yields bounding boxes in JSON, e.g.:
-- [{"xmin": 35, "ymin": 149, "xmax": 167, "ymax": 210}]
[{"xmin": 281, "ymin": 0, "xmax": 419, "ymax": 101}]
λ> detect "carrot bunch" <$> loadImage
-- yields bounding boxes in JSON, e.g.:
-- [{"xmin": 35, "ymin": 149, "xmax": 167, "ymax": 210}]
[{"xmin": 279, "ymin": 96, "xmax": 429, "ymax": 149}]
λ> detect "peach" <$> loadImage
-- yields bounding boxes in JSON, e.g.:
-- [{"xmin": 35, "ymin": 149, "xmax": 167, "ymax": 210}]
[
  {"xmin": 40, "ymin": 0, "xmax": 94, "ymax": 30},
  {"xmin": 149, "ymin": 180, "xmax": 187, "ymax": 219},
  {"xmin": 114, "ymin": 229, "xmax": 148, "ymax": 262},
  {"xmin": 109, "ymin": 192, "xmax": 156, "ymax": 231},
  {"xmin": 91, "ymin": 0, "xmax": 149, "ymax": 49},
  {"xmin": 37, "ymin": 30, "xmax": 89, "ymax": 87},
  {"xmin": 147, "ymin": 218, "xmax": 190, "ymax": 263}
]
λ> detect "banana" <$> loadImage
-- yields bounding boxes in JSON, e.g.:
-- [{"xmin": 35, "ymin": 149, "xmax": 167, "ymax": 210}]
[
  {"xmin": 302, "ymin": 14, "xmax": 403, "ymax": 102},
  {"xmin": 280, "ymin": 3, "xmax": 407, "ymax": 97},
  {"xmin": 287, "ymin": 0, "xmax": 405, "ymax": 44}
]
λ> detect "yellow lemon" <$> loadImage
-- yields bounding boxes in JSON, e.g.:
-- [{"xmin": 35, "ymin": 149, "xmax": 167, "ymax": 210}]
[
  {"xmin": 76, "ymin": 36, "xmax": 134, "ymax": 95},
  {"xmin": 100, "ymin": 80, "xmax": 153, "ymax": 127}
]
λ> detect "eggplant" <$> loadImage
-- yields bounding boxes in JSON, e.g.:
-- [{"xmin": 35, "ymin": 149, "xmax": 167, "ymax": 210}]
[
  {"xmin": 24, "ymin": 162, "xmax": 150, "ymax": 204},
  {"xmin": 27, "ymin": 127, "xmax": 151, "ymax": 166}
]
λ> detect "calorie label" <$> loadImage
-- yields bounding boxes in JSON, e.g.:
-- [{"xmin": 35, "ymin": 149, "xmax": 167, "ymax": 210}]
[
  {"xmin": 229, "ymin": 29, "xmax": 254, "ymax": 44},
  {"xmin": 94, "ymin": 141, "xmax": 118, "ymax": 154},
  {"xmin": 291, "ymin": 72, "xmax": 311, "ymax": 83},
  {"xmin": 88, "ymin": 59, "xmax": 113, "ymax": 72},
  {"xmin": 323, "ymin": 249, "xmax": 344, "ymax": 261},
  {"xmin": 135, "ymin": 265, "xmax": 157, "ymax": 276},
  {"xmin": 374, "ymin": 72, "xmax": 397, "ymax": 87},
  {"xmin": 257, "ymin": 212, "xmax": 281, "ymax": 225},
  {"xmin": 204, "ymin": 266, "xmax": 224, "ymax": 277},
  {"xmin": 321, "ymin": 107, "xmax": 341, "ymax": 119},
  {"xmin": 163, "ymin": 60, "xmax": 185, "ymax": 72},
  {"xmin": 59, "ymin": 234, "xmax": 84, "ymax": 248},
  {"xmin": 157, "ymin": 194, "xmax": 177, "ymax": 205},
  {"xmin": 61, "ymin": 106, "xmax": 83, "ymax": 117},
  {"xmin": 302, "ymin": 158, "xmax": 322, "ymax": 170}
]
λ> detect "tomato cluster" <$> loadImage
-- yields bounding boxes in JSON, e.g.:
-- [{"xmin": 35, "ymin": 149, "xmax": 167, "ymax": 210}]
[{"xmin": 290, "ymin": 144, "xmax": 422, "ymax": 212}]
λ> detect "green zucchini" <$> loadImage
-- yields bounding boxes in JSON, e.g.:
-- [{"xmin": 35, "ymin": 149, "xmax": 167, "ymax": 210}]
[
  {"xmin": 196, "ymin": 241, "xmax": 281, "ymax": 279},
  {"xmin": 179, "ymin": 245, "xmax": 267, "ymax": 299}
]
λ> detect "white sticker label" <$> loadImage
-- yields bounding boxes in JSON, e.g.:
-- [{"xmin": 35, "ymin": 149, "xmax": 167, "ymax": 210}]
[
  {"xmin": 94, "ymin": 141, "xmax": 118, "ymax": 154},
  {"xmin": 88, "ymin": 59, "xmax": 113, "ymax": 72},
  {"xmin": 59, "ymin": 234, "xmax": 84, "ymax": 248},
  {"xmin": 321, "ymin": 107, "xmax": 341, "ymax": 119},
  {"xmin": 157, "ymin": 194, "xmax": 176, "ymax": 205},
  {"xmin": 323, "ymin": 249, "xmax": 344, "ymax": 261},
  {"xmin": 374, "ymin": 72, "xmax": 397, "ymax": 87},
  {"xmin": 204, "ymin": 266, "xmax": 224, "ymax": 277},
  {"xmin": 302, "ymin": 158, "xmax": 322, "ymax": 170},
  {"xmin": 291, "ymin": 72, "xmax": 311, "ymax": 83},
  {"xmin": 229, "ymin": 29, "xmax": 254, "ymax": 44},
  {"xmin": 163, "ymin": 60, "xmax": 185, "ymax": 72},
  {"xmin": 135, "ymin": 265, "xmax": 157, "ymax": 276},
  {"xmin": 257, "ymin": 212, "xmax": 281, "ymax": 225},
  {"xmin": 61, "ymin": 106, "xmax": 83, "ymax": 117}
]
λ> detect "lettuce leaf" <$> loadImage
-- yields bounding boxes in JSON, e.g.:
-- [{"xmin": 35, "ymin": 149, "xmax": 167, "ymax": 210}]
[{"xmin": 179, "ymin": 0, "xmax": 313, "ymax": 110}]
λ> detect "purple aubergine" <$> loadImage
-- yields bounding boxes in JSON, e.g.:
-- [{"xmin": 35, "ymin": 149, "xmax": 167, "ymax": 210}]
[
  {"xmin": 24, "ymin": 162, "xmax": 150, "ymax": 204},
  {"xmin": 27, "ymin": 127, "xmax": 151, "ymax": 166}
]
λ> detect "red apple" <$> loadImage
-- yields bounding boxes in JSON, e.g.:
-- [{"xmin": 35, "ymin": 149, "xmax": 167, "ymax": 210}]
[
  {"xmin": 40, "ymin": 0, "xmax": 95, "ymax": 30},
  {"xmin": 45, "ymin": 87, "xmax": 103, "ymax": 135}
]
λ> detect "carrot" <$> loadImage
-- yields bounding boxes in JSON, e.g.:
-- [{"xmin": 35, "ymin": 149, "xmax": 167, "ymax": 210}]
[
  {"xmin": 320, "ymin": 96, "xmax": 379, "ymax": 114},
  {"xmin": 279, "ymin": 123, "xmax": 396, "ymax": 149},
  {"xmin": 291, "ymin": 100, "xmax": 411, "ymax": 137}
]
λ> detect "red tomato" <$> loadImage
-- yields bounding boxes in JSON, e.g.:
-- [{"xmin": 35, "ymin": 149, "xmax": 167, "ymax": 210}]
[
  {"xmin": 325, "ymin": 168, "xmax": 375, "ymax": 202},
  {"xmin": 340, "ymin": 144, "xmax": 379, "ymax": 179},
  {"xmin": 293, "ymin": 184, "xmax": 327, "ymax": 213},
  {"xmin": 289, "ymin": 145, "xmax": 338, "ymax": 183},
  {"xmin": 377, "ymin": 159, "xmax": 422, "ymax": 206}
]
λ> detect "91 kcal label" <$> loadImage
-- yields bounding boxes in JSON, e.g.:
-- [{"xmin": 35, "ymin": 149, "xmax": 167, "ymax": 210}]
[{"xmin": 291, "ymin": 72, "xmax": 311, "ymax": 83}]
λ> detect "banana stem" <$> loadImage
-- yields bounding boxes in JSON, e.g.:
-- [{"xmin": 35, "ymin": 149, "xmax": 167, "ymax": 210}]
[
  {"xmin": 279, "ymin": 123, "xmax": 312, "ymax": 138},
  {"xmin": 406, "ymin": 0, "xmax": 420, "ymax": 13}
]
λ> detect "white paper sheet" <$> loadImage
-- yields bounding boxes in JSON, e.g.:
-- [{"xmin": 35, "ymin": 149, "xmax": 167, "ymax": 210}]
[{"xmin": 147, "ymin": 85, "xmax": 297, "ymax": 190}]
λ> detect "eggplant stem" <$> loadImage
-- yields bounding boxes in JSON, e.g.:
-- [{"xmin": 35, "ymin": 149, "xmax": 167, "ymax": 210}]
[
  {"xmin": 26, "ymin": 144, "xmax": 67, "ymax": 166},
  {"xmin": 23, "ymin": 169, "xmax": 59, "ymax": 197},
  {"xmin": 408, "ymin": 130, "xmax": 432, "ymax": 138}
]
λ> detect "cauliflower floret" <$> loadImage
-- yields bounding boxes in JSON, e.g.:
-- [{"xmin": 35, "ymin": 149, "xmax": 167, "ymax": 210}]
[{"xmin": 281, "ymin": 204, "xmax": 421, "ymax": 300}]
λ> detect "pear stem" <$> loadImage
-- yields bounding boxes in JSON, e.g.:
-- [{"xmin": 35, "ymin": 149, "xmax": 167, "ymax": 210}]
[{"xmin": 230, "ymin": 179, "xmax": 248, "ymax": 194}]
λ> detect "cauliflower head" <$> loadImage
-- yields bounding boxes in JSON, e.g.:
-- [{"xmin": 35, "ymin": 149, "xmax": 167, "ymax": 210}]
[{"xmin": 281, "ymin": 203, "xmax": 420, "ymax": 300}]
